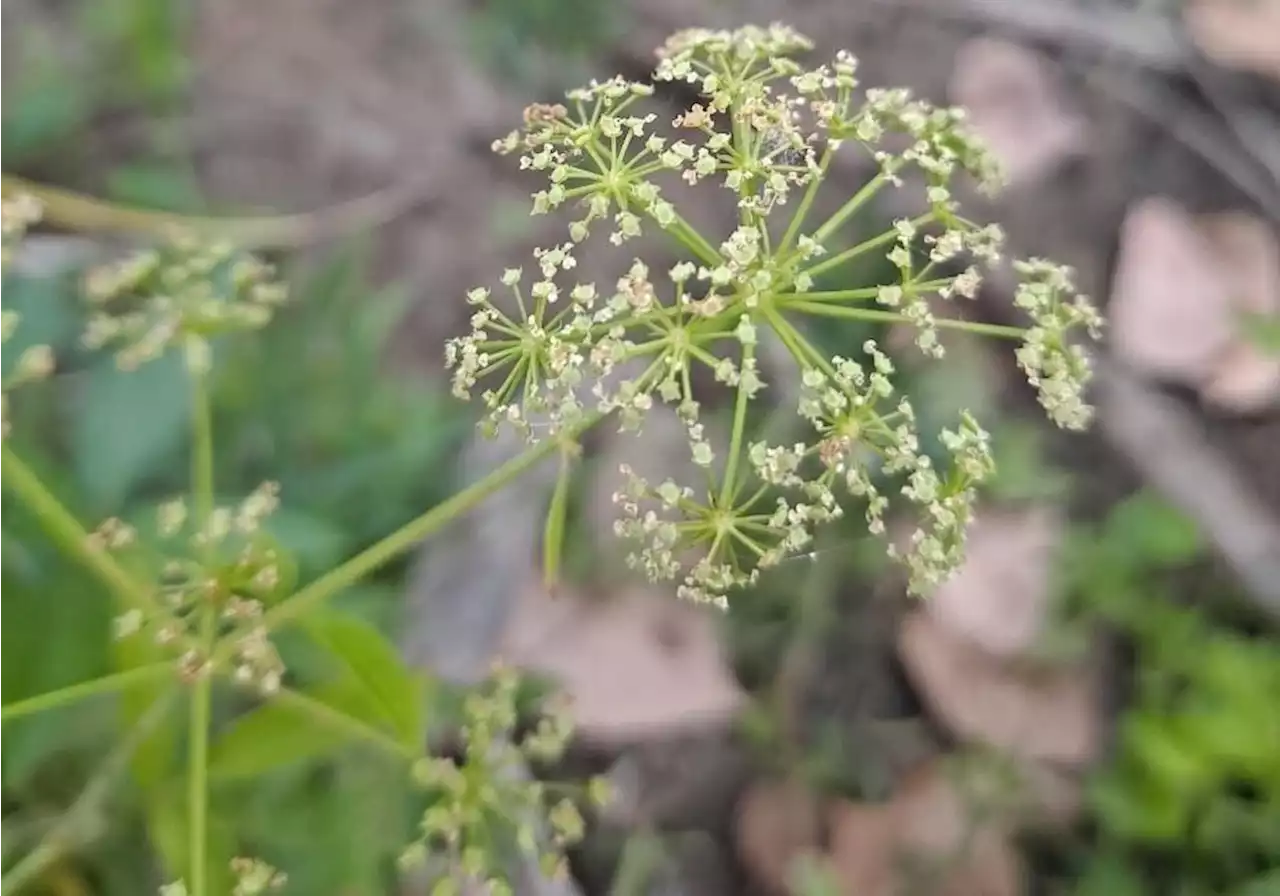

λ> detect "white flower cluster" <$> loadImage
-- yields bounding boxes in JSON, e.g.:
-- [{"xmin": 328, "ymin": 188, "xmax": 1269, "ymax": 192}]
[
  {"xmin": 105, "ymin": 483, "xmax": 288, "ymax": 694},
  {"xmin": 1, "ymin": 196, "xmax": 55, "ymax": 438},
  {"xmin": 1011, "ymin": 259, "xmax": 1103, "ymax": 431},
  {"xmin": 399, "ymin": 665, "xmax": 608, "ymax": 895},
  {"xmin": 453, "ymin": 25, "xmax": 1103, "ymax": 605},
  {"xmin": 159, "ymin": 857, "xmax": 285, "ymax": 896},
  {"xmin": 82, "ymin": 236, "xmax": 287, "ymax": 372},
  {"xmin": 1, "ymin": 192, "xmax": 42, "ymax": 267}
]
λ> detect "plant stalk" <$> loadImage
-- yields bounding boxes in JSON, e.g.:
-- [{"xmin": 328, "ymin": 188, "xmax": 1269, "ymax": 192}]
[
  {"xmin": 230, "ymin": 411, "xmax": 605, "ymax": 654},
  {"xmin": 187, "ymin": 367, "xmax": 217, "ymax": 896},
  {"xmin": 0, "ymin": 444, "xmax": 152, "ymax": 612},
  {"xmin": 1, "ymin": 662, "xmax": 173, "ymax": 723},
  {"xmin": 1, "ymin": 690, "xmax": 179, "ymax": 896}
]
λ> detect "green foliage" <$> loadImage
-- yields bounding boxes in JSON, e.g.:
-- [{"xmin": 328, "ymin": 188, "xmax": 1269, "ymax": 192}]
[
  {"xmin": 207, "ymin": 687, "xmax": 364, "ymax": 783},
  {"xmin": 301, "ymin": 611, "xmax": 431, "ymax": 747},
  {"xmin": 0, "ymin": 36, "xmax": 91, "ymax": 164},
  {"xmin": 464, "ymin": 0, "xmax": 623, "ymax": 87},
  {"xmin": 75, "ymin": 351, "xmax": 192, "ymax": 512},
  {"xmin": 1065, "ymin": 493, "xmax": 1280, "ymax": 893},
  {"xmin": 1, "ymin": 230, "xmax": 466, "ymax": 892},
  {"xmin": 84, "ymin": 0, "xmax": 191, "ymax": 103}
]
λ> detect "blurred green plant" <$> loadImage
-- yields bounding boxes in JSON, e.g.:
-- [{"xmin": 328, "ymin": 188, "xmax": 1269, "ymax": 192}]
[
  {"xmin": 0, "ymin": 224, "xmax": 501, "ymax": 893},
  {"xmin": 463, "ymin": 0, "xmax": 624, "ymax": 89},
  {"xmin": 1061, "ymin": 492, "xmax": 1280, "ymax": 895},
  {"xmin": 3, "ymin": 0, "xmax": 194, "ymax": 195}
]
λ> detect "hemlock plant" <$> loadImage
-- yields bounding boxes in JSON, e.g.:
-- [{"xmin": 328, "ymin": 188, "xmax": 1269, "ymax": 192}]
[
  {"xmin": 1, "ymin": 24, "xmax": 1101, "ymax": 896},
  {"xmin": 450, "ymin": 24, "xmax": 1100, "ymax": 605}
]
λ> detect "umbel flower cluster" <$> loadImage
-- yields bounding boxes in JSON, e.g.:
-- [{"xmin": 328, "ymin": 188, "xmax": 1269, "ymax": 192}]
[
  {"xmin": 83, "ymin": 235, "xmax": 287, "ymax": 373},
  {"xmin": 160, "ymin": 856, "xmax": 287, "ymax": 896},
  {"xmin": 446, "ymin": 24, "xmax": 1103, "ymax": 604},
  {"xmin": 2, "ymin": 195, "xmax": 56, "ymax": 438},
  {"xmin": 100, "ymin": 483, "xmax": 290, "ymax": 695},
  {"xmin": 400, "ymin": 665, "xmax": 609, "ymax": 895}
]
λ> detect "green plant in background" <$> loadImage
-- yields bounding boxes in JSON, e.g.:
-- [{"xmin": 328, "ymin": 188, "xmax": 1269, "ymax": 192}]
[
  {"xmin": 1062, "ymin": 493, "xmax": 1280, "ymax": 895},
  {"xmin": 4, "ymin": 0, "xmax": 201, "ymax": 212},
  {"xmin": 0, "ymin": 224, "xmax": 462, "ymax": 891},
  {"xmin": 2, "ymin": 24, "xmax": 1104, "ymax": 895},
  {"xmin": 463, "ymin": 0, "xmax": 624, "ymax": 91}
]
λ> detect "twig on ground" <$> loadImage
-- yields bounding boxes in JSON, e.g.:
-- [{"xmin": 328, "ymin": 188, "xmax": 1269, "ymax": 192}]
[{"xmin": 1, "ymin": 173, "xmax": 438, "ymax": 249}]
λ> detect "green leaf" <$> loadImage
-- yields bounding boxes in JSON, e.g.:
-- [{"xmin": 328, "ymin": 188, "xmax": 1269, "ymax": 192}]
[
  {"xmin": 208, "ymin": 684, "xmax": 359, "ymax": 782},
  {"xmin": 1236, "ymin": 868, "xmax": 1280, "ymax": 895},
  {"xmin": 1103, "ymin": 491, "xmax": 1203, "ymax": 567},
  {"xmin": 114, "ymin": 635, "xmax": 181, "ymax": 791},
  {"xmin": 261, "ymin": 507, "xmax": 353, "ymax": 579},
  {"xmin": 1123, "ymin": 712, "xmax": 1216, "ymax": 796},
  {"xmin": 1072, "ymin": 853, "xmax": 1146, "ymax": 896},
  {"xmin": 147, "ymin": 784, "xmax": 235, "ymax": 894},
  {"xmin": 0, "ymin": 273, "xmax": 81, "ymax": 366},
  {"xmin": 72, "ymin": 350, "xmax": 191, "ymax": 513},
  {"xmin": 1091, "ymin": 766, "xmax": 1189, "ymax": 843},
  {"xmin": 106, "ymin": 163, "xmax": 203, "ymax": 213},
  {"xmin": 302, "ymin": 611, "xmax": 427, "ymax": 747},
  {"xmin": 1241, "ymin": 311, "xmax": 1280, "ymax": 357},
  {"xmin": 1, "ymin": 74, "xmax": 89, "ymax": 162},
  {"xmin": 1, "ymin": 553, "xmax": 115, "ymax": 788}
]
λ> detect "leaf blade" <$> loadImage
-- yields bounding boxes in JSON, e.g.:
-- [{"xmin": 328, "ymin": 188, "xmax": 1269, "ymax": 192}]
[{"xmin": 301, "ymin": 611, "xmax": 427, "ymax": 748}]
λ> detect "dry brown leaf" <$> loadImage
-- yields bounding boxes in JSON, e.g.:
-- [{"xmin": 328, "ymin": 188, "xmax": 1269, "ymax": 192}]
[
  {"xmin": 735, "ymin": 778, "xmax": 825, "ymax": 896},
  {"xmin": 1185, "ymin": 0, "xmax": 1280, "ymax": 81},
  {"xmin": 898, "ymin": 612, "xmax": 1101, "ymax": 766},
  {"xmin": 826, "ymin": 760, "xmax": 1025, "ymax": 896},
  {"xmin": 823, "ymin": 801, "xmax": 898, "ymax": 895},
  {"xmin": 499, "ymin": 584, "xmax": 746, "ymax": 746},
  {"xmin": 926, "ymin": 507, "xmax": 1062, "ymax": 659},
  {"xmin": 1202, "ymin": 342, "xmax": 1280, "ymax": 413},
  {"xmin": 1109, "ymin": 197, "xmax": 1237, "ymax": 385},
  {"xmin": 1198, "ymin": 212, "xmax": 1280, "ymax": 412},
  {"xmin": 1198, "ymin": 212, "xmax": 1280, "ymax": 317},
  {"xmin": 949, "ymin": 38, "xmax": 1088, "ymax": 187}
]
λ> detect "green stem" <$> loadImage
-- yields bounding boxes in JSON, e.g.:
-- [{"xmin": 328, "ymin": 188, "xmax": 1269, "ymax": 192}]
[
  {"xmin": 775, "ymin": 278, "xmax": 954, "ymax": 303},
  {"xmin": 659, "ymin": 208, "xmax": 721, "ymax": 267},
  {"xmin": 804, "ymin": 213, "xmax": 932, "ymax": 281},
  {"xmin": 271, "ymin": 687, "xmax": 414, "ymax": 759},
  {"xmin": 233, "ymin": 411, "xmax": 606, "ymax": 651},
  {"xmin": 718, "ymin": 340, "xmax": 757, "ymax": 509},
  {"xmin": 187, "ymin": 366, "xmax": 216, "ymax": 896},
  {"xmin": 190, "ymin": 365, "xmax": 215, "ymax": 532},
  {"xmin": 784, "ymin": 300, "xmax": 1027, "ymax": 339},
  {"xmin": 811, "ymin": 171, "xmax": 887, "ymax": 246},
  {"xmin": 761, "ymin": 305, "xmax": 838, "ymax": 380},
  {"xmin": 1, "ymin": 662, "xmax": 173, "ymax": 723},
  {"xmin": 187, "ymin": 657, "xmax": 212, "ymax": 896},
  {"xmin": 1, "ymin": 689, "xmax": 179, "ymax": 896},
  {"xmin": 0, "ymin": 444, "xmax": 151, "ymax": 612},
  {"xmin": 777, "ymin": 145, "xmax": 833, "ymax": 259}
]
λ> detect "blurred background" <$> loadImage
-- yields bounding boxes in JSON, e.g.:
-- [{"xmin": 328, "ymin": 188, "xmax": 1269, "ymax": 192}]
[{"xmin": 2, "ymin": 0, "xmax": 1279, "ymax": 894}]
